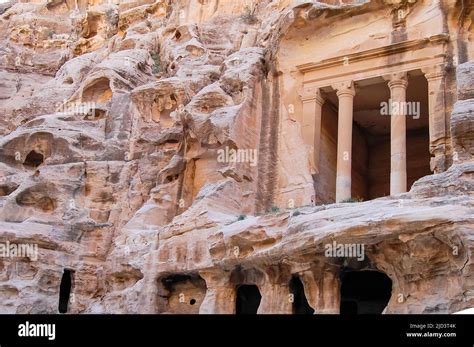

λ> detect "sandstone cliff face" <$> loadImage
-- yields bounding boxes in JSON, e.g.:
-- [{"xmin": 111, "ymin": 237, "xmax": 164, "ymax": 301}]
[{"xmin": 0, "ymin": 0, "xmax": 473, "ymax": 314}]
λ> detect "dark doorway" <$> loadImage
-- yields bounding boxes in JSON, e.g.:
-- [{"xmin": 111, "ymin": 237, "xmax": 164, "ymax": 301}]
[
  {"xmin": 290, "ymin": 275, "xmax": 314, "ymax": 314},
  {"xmin": 236, "ymin": 285, "xmax": 261, "ymax": 314},
  {"xmin": 340, "ymin": 270, "xmax": 392, "ymax": 314},
  {"xmin": 58, "ymin": 269, "xmax": 73, "ymax": 313}
]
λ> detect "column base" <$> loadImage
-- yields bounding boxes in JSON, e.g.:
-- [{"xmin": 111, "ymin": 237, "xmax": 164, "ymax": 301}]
[
  {"xmin": 390, "ymin": 171, "xmax": 407, "ymax": 195},
  {"xmin": 336, "ymin": 175, "xmax": 351, "ymax": 202}
]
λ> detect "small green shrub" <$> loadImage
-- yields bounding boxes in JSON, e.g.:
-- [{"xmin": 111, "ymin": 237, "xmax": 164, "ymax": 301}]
[
  {"xmin": 237, "ymin": 214, "xmax": 247, "ymax": 221},
  {"xmin": 267, "ymin": 206, "xmax": 280, "ymax": 213},
  {"xmin": 150, "ymin": 51, "xmax": 161, "ymax": 74}
]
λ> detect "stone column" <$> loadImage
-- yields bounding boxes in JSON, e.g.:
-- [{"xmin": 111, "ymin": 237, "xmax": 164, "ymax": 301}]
[
  {"xmin": 333, "ymin": 81, "xmax": 356, "ymax": 202},
  {"xmin": 257, "ymin": 283, "xmax": 293, "ymax": 314},
  {"xmin": 421, "ymin": 66, "xmax": 447, "ymax": 173},
  {"xmin": 387, "ymin": 73, "xmax": 408, "ymax": 195},
  {"xmin": 199, "ymin": 269, "xmax": 236, "ymax": 314},
  {"xmin": 257, "ymin": 265, "xmax": 293, "ymax": 314},
  {"xmin": 300, "ymin": 87, "xmax": 325, "ymax": 174},
  {"xmin": 300, "ymin": 264, "xmax": 340, "ymax": 314}
]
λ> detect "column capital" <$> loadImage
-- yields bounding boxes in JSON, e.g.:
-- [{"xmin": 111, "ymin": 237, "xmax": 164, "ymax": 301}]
[
  {"xmin": 332, "ymin": 81, "xmax": 355, "ymax": 98},
  {"xmin": 257, "ymin": 264, "xmax": 292, "ymax": 285},
  {"xmin": 199, "ymin": 268, "xmax": 232, "ymax": 287},
  {"xmin": 421, "ymin": 65, "xmax": 446, "ymax": 81},
  {"xmin": 384, "ymin": 72, "xmax": 408, "ymax": 89},
  {"xmin": 300, "ymin": 86, "xmax": 325, "ymax": 105}
]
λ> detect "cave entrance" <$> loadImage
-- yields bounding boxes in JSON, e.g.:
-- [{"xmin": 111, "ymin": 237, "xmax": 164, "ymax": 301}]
[
  {"xmin": 160, "ymin": 274, "xmax": 207, "ymax": 314},
  {"xmin": 23, "ymin": 150, "xmax": 44, "ymax": 168},
  {"xmin": 236, "ymin": 285, "xmax": 261, "ymax": 314},
  {"xmin": 289, "ymin": 275, "xmax": 314, "ymax": 314},
  {"xmin": 340, "ymin": 270, "xmax": 392, "ymax": 314},
  {"xmin": 58, "ymin": 269, "xmax": 73, "ymax": 313}
]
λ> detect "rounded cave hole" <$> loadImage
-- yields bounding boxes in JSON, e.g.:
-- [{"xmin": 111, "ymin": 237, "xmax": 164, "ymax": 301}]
[
  {"xmin": 340, "ymin": 270, "xmax": 392, "ymax": 315},
  {"xmin": 164, "ymin": 174, "xmax": 179, "ymax": 183},
  {"xmin": 82, "ymin": 77, "xmax": 112, "ymax": 104},
  {"xmin": 0, "ymin": 182, "xmax": 19, "ymax": 196},
  {"xmin": 189, "ymin": 299, "xmax": 196, "ymax": 305},
  {"xmin": 63, "ymin": 77, "xmax": 73, "ymax": 84},
  {"xmin": 15, "ymin": 185, "xmax": 56, "ymax": 212},
  {"xmin": 23, "ymin": 150, "xmax": 44, "ymax": 169},
  {"xmin": 83, "ymin": 108, "xmax": 106, "ymax": 121},
  {"xmin": 37, "ymin": 196, "xmax": 56, "ymax": 212}
]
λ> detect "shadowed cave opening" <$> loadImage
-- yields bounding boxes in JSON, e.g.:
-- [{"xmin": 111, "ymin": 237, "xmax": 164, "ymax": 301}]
[
  {"xmin": 83, "ymin": 12, "xmax": 102, "ymax": 39},
  {"xmin": 82, "ymin": 77, "xmax": 112, "ymax": 103},
  {"xmin": 290, "ymin": 275, "xmax": 314, "ymax": 314},
  {"xmin": 23, "ymin": 150, "xmax": 44, "ymax": 168},
  {"xmin": 340, "ymin": 270, "xmax": 392, "ymax": 314},
  {"xmin": 0, "ymin": 182, "xmax": 19, "ymax": 196},
  {"xmin": 236, "ymin": 285, "xmax": 261, "ymax": 314},
  {"xmin": 15, "ymin": 183, "xmax": 57, "ymax": 212},
  {"xmin": 58, "ymin": 269, "xmax": 73, "ymax": 313},
  {"xmin": 153, "ymin": 94, "xmax": 177, "ymax": 126}
]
